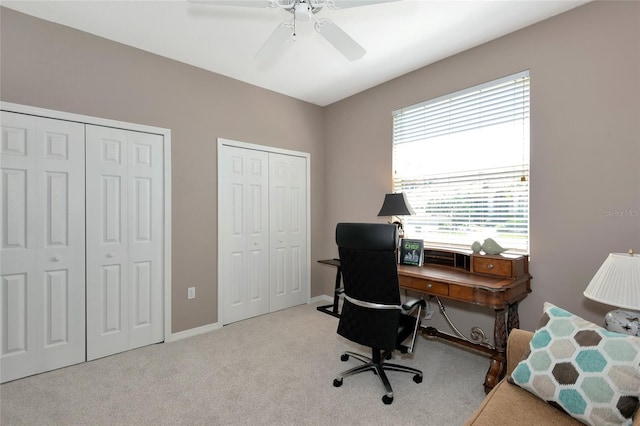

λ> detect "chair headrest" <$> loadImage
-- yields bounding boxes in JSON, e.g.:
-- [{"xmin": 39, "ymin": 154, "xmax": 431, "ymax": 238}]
[{"xmin": 335, "ymin": 223, "xmax": 398, "ymax": 251}]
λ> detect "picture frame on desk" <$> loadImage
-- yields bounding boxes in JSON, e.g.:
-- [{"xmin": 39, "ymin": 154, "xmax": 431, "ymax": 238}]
[{"xmin": 399, "ymin": 238, "xmax": 424, "ymax": 266}]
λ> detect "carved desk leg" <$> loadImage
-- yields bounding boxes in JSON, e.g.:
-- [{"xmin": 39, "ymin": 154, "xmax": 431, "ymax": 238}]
[
  {"xmin": 484, "ymin": 308, "xmax": 507, "ymax": 393},
  {"xmin": 508, "ymin": 302, "xmax": 520, "ymax": 333}
]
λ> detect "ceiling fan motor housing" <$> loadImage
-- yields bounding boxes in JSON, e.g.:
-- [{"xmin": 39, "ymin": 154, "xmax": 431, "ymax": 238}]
[{"xmin": 294, "ymin": 2, "xmax": 313, "ymax": 21}]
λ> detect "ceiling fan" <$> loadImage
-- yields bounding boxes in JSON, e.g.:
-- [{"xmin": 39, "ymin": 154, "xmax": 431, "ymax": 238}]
[{"xmin": 190, "ymin": 0, "xmax": 397, "ymax": 61}]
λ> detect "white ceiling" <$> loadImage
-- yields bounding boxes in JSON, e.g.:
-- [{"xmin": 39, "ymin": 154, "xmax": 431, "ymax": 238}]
[{"xmin": 2, "ymin": 0, "xmax": 589, "ymax": 106}]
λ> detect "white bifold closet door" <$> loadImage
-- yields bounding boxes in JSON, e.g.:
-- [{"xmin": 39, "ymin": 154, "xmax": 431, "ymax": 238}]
[
  {"xmin": 219, "ymin": 146, "xmax": 270, "ymax": 325},
  {"xmin": 268, "ymin": 153, "xmax": 308, "ymax": 312},
  {"xmin": 219, "ymin": 143, "xmax": 308, "ymax": 325},
  {"xmin": 1, "ymin": 112, "xmax": 86, "ymax": 383},
  {"xmin": 85, "ymin": 125, "xmax": 164, "ymax": 361}
]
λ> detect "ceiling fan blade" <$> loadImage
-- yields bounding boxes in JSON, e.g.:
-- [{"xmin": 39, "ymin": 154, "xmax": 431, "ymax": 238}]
[
  {"xmin": 314, "ymin": 18, "xmax": 365, "ymax": 61},
  {"xmin": 326, "ymin": 0, "xmax": 398, "ymax": 9},
  {"xmin": 254, "ymin": 21, "xmax": 294, "ymax": 61}
]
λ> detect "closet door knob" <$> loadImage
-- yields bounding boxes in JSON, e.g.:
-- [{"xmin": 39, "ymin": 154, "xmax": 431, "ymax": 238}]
[
  {"xmin": 107, "ymin": 252, "xmax": 115, "ymax": 258},
  {"xmin": 51, "ymin": 256, "xmax": 61, "ymax": 262}
]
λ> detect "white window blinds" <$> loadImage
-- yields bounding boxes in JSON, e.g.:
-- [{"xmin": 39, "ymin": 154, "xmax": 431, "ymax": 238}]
[{"xmin": 392, "ymin": 71, "xmax": 530, "ymax": 252}]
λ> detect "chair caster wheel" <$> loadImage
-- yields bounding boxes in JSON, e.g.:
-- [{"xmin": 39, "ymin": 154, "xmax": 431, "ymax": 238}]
[
  {"xmin": 333, "ymin": 378, "xmax": 343, "ymax": 387},
  {"xmin": 385, "ymin": 352, "xmax": 392, "ymax": 360},
  {"xmin": 382, "ymin": 395, "xmax": 393, "ymax": 405},
  {"xmin": 413, "ymin": 375, "xmax": 422, "ymax": 384},
  {"xmin": 340, "ymin": 354, "xmax": 349, "ymax": 362}
]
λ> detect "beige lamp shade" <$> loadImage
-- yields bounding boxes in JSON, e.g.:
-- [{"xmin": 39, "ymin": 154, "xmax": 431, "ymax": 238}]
[{"xmin": 583, "ymin": 252, "xmax": 640, "ymax": 311}]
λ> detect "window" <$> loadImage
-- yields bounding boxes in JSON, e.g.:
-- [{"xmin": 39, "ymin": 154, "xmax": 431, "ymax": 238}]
[{"xmin": 392, "ymin": 71, "xmax": 530, "ymax": 252}]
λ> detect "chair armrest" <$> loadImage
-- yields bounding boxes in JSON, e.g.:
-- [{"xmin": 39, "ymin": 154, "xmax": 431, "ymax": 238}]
[
  {"xmin": 399, "ymin": 298, "xmax": 426, "ymax": 354},
  {"xmin": 507, "ymin": 329, "xmax": 534, "ymax": 375},
  {"xmin": 402, "ymin": 297, "xmax": 426, "ymax": 313}
]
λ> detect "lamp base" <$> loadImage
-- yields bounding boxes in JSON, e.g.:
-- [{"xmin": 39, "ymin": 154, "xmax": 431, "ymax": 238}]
[
  {"xmin": 392, "ymin": 220, "xmax": 405, "ymax": 238},
  {"xmin": 604, "ymin": 309, "xmax": 640, "ymax": 336}
]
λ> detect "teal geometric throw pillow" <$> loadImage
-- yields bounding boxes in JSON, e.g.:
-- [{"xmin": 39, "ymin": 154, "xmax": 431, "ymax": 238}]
[{"xmin": 510, "ymin": 302, "xmax": 640, "ymax": 426}]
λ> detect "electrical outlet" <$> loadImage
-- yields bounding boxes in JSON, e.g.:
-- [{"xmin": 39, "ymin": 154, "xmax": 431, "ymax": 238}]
[{"xmin": 188, "ymin": 287, "xmax": 195, "ymax": 300}]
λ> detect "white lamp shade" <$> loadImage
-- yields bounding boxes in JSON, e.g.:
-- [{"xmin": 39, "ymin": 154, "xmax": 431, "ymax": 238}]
[{"xmin": 583, "ymin": 252, "xmax": 640, "ymax": 311}]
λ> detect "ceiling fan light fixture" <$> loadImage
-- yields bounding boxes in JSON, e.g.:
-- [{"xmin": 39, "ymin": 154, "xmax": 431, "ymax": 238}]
[{"xmin": 294, "ymin": 1, "xmax": 312, "ymax": 21}]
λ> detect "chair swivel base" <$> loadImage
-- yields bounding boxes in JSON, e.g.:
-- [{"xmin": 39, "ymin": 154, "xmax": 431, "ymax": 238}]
[{"xmin": 333, "ymin": 350, "xmax": 423, "ymax": 405}]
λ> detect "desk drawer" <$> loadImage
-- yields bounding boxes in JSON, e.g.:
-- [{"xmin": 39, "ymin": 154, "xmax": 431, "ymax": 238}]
[
  {"xmin": 472, "ymin": 256, "xmax": 513, "ymax": 278},
  {"xmin": 399, "ymin": 275, "xmax": 449, "ymax": 296}
]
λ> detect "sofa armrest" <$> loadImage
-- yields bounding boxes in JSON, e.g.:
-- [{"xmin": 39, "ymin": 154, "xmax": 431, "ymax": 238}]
[
  {"xmin": 506, "ymin": 329, "xmax": 533, "ymax": 376},
  {"xmin": 504, "ymin": 328, "xmax": 640, "ymax": 425}
]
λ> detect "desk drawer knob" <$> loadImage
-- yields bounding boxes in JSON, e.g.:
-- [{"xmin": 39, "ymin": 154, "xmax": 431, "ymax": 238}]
[
  {"xmin": 487, "ymin": 263, "xmax": 494, "ymax": 269},
  {"xmin": 426, "ymin": 283, "xmax": 432, "ymax": 289}
]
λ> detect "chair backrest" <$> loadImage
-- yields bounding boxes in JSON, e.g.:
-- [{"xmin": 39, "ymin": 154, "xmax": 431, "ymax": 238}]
[{"xmin": 335, "ymin": 223, "xmax": 401, "ymax": 351}]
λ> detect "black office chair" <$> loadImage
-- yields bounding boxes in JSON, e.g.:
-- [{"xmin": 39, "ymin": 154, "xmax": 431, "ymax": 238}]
[{"xmin": 332, "ymin": 222, "xmax": 426, "ymax": 405}]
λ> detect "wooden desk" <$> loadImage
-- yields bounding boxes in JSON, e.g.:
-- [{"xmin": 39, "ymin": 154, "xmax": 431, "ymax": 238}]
[
  {"xmin": 397, "ymin": 261, "xmax": 531, "ymax": 392},
  {"xmin": 318, "ymin": 253, "xmax": 532, "ymax": 393}
]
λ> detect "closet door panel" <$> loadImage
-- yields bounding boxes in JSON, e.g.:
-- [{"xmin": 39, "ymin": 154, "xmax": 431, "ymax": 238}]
[
  {"xmin": 86, "ymin": 125, "xmax": 163, "ymax": 360},
  {"xmin": 269, "ymin": 153, "xmax": 307, "ymax": 312},
  {"xmin": 127, "ymin": 132, "xmax": 163, "ymax": 349},
  {"xmin": 219, "ymin": 145, "xmax": 269, "ymax": 325},
  {"xmin": 2, "ymin": 274, "xmax": 30, "ymax": 359},
  {"xmin": 37, "ymin": 117, "xmax": 86, "ymax": 372},
  {"xmin": 86, "ymin": 126, "xmax": 129, "ymax": 360},
  {"xmin": 1, "ymin": 112, "xmax": 85, "ymax": 383},
  {"xmin": 3, "ymin": 169, "xmax": 28, "ymax": 250},
  {"xmin": 1, "ymin": 114, "xmax": 41, "ymax": 383}
]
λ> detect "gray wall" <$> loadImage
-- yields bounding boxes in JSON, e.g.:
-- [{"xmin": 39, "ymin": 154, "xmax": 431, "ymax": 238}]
[
  {"xmin": 323, "ymin": 0, "xmax": 640, "ymax": 334},
  {"xmin": 2, "ymin": 1, "xmax": 639, "ymax": 338},
  {"xmin": 0, "ymin": 7, "xmax": 327, "ymax": 333}
]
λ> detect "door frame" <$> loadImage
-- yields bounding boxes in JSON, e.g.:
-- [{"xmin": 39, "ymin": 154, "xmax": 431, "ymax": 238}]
[
  {"xmin": 0, "ymin": 102, "xmax": 173, "ymax": 342},
  {"xmin": 217, "ymin": 138, "xmax": 311, "ymax": 324}
]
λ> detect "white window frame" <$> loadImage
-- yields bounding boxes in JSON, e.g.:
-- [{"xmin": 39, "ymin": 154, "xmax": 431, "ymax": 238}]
[{"xmin": 392, "ymin": 71, "xmax": 530, "ymax": 253}]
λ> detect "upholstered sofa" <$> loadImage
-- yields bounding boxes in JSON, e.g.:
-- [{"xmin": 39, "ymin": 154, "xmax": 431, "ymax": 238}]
[{"xmin": 465, "ymin": 328, "xmax": 640, "ymax": 426}]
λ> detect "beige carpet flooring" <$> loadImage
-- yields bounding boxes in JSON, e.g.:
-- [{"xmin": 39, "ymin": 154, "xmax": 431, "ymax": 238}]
[{"xmin": 0, "ymin": 302, "xmax": 488, "ymax": 425}]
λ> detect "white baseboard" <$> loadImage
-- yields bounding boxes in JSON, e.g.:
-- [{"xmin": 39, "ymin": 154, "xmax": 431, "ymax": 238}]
[
  {"xmin": 167, "ymin": 322, "xmax": 221, "ymax": 342},
  {"xmin": 168, "ymin": 297, "xmax": 333, "ymax": 342},
  {"xmin": 310, "ymin": 294, "xmax": 333, "ymax": 304}
]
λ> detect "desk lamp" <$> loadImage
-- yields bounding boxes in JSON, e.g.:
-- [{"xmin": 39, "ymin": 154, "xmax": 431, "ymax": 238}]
[
  {"xmin": 583, "ymin": 250, "xmax": 640, "ymax": 336},
  {"xmin": 377, "ymin": 193, "xmax": 415, "ymax": 238}
]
